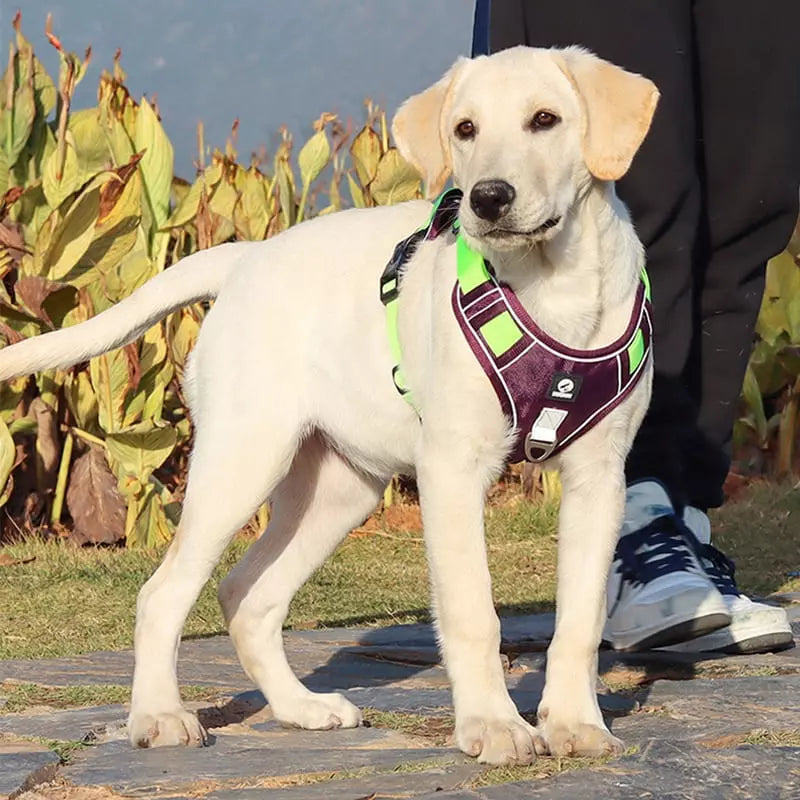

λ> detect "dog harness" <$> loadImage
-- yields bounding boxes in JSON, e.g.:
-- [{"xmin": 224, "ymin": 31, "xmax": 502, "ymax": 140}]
[{"xmin": 380, "ymin": 188, "xmax": 653, "ymax": 463}]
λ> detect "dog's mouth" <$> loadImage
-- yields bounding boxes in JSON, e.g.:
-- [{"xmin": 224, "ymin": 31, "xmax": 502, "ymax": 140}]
[{"xmin": 484, "ymin": 217, "xmax": 562, "ymax": 240}]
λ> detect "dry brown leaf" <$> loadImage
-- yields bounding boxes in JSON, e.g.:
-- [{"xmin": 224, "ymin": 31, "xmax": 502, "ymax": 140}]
[{"xmin": 66, "ymin": 445, "xmax": 126, "ymax": 545}]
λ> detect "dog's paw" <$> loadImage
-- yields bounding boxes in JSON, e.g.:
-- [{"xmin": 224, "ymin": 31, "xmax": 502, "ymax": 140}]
[
  {"xmin": 455, "ymin": 714, "xmax": 545, "ymax": 765},
  {"xmin": 128, "ymin": 709, "xmax": 207, "ymax": 748},
  {"xmin": 539, "ymin": 718, "xmax": 623, "ymax": 758},
  {"xmin": 274, "ymin": 692, "xmax": 362, "ymax": 730}
]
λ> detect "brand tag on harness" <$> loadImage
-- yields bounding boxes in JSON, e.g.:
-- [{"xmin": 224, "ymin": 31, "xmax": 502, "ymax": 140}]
[{"xmin": 547, "ymin": 373, "xmax": 582, "ymax": 403}]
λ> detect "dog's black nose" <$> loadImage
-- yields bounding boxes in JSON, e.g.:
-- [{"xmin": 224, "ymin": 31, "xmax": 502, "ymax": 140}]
[{"xmin": 469, "ymin": 180, "xmax": 516, "ymax": 221}]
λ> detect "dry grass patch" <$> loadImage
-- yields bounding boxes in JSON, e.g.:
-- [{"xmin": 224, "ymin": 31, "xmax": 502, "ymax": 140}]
[
  {"xmin": 363, "ymin": 708, "xmax": 454, "ymax": 746},
  {"xmin": 0, "ymin": 681, "xmax": 219, "ymax": 713}
]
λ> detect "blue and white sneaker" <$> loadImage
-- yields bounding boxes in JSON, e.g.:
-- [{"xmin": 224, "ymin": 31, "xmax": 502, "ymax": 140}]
[
  {"xmin": 604, "ymin": 481, "xmax": 730, "ymax": 652},
  {"xmin": 660, "ymin": 507, "xmax": 793, "ymax": 654}
]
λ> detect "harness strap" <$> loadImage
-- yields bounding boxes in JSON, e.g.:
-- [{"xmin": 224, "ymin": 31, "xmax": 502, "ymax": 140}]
[{"xmin": 380, "ymin": 189, "xmax": 462, "ymax": 408}]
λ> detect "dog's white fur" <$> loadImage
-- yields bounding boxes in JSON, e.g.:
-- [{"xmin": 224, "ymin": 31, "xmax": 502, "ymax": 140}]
[{"xmin": 0, "ymin": 47, "xmax": 658, "ymax": 764}]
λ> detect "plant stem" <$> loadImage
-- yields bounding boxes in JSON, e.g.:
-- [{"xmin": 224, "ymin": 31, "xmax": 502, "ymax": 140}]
[
  {"xmin": 70, "ymin": 427, "xmax": 105, "ymax": 447},
  {"xmin": 51, "ymin": 431, "xmax": 73, "ymax": 525}
]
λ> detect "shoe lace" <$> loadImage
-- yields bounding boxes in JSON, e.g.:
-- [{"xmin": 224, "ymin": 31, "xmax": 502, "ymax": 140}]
[
  {"xmin": 698, "ymin": 542, "xmax": 739, "ymax": 596},
  {"xmin": 614, "ymin": 515, "xmax": 699, "ymax": 587}
]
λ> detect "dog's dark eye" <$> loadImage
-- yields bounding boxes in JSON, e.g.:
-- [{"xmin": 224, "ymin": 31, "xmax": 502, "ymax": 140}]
[
  {"xmin": 455, "ymin": 119, "xmax": 476, "ymax": 140},
  {"xmin": 529, "ymin": 111, "xmax": 560, "ymax": 131}
]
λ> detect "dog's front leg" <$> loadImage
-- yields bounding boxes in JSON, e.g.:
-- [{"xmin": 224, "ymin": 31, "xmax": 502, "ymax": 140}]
[
  {"xmin": 417, "ymin": 446, "xmax": 542, "ymax": 765},
  {"xmin": 537, "ymin": 435, "xmax": 626, "ymax": 757}
]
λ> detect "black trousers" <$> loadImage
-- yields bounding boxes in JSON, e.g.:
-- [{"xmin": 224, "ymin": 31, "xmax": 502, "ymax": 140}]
[{"xmin": 479, "ymin": 0, "xmax": 800, "ymax": 509}]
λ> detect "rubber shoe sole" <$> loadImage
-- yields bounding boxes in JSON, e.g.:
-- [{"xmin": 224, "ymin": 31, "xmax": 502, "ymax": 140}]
[
  {"xmin": 605, "ymin": 585, "xmax": 731, "ymax": 652},
  {"xmin": 660, "ymin": 603, "xmax": 794, "ymax": 655}
]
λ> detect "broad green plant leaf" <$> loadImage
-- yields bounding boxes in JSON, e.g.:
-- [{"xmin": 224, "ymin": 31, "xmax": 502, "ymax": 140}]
[
  {"xmin": 167, "ymin": 310, "xmax": 200, "ymax": 369},
  {"xmin": 36, "ymin": 183, "xmax": 101, "ymax": 280},
  {"xmin": 0, "ymin": 415, "xmax": 14, "ymax": 509},
  {"xmin": 740, "ymin": 363, "xmax": 768, "ymax": 447},
  {"xmin": 298, "ymin": 129, "xmax": 330, "ymax": 188},
  {"xmin": 370, "ymin": 148, "xmax": 421, "ymax": 205},
  {"xmin": 162, "ymin": 162, "xmax": 223, "ymax": 229},
  {"xmin": 350, "ymin": 126, "xmax": 382, "ymax": 187},
  {"xmin": 757, "ymin": 251, "xmax": 800, "ymax": 345},
  {"xmin": 65, "ymin": 370, "xmax": 99, "ymax": 431},
  {"xmin": 42, "ymin": 135, "xmax": 81, "ymax": 208},
  {"xmin": 124, "ymin": 481, "xmax": 174, "ymax": 547},
  {"xmin": 90, "ymin": 347, "xmax": 133, "ymax": 433},
  {"xmin": 347, "ymin": 173, "xmax": 366, "ymax": 208},
  {"xmin": 69, "ymin": 108, "xmax": 111, "ymax": 181},
  {"xmin": 134, "ymin": 97, "xmax": 173, "ymax": 266},
  {"xmin": 0, "ymin": 46, "xmax": 36, "ymax": 167},
  {"xmin": 106, "ymin": 423, "xmax": 177, "ymax": 483}
]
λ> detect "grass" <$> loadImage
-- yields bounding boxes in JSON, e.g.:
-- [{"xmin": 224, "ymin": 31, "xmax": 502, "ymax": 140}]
[
  {"xmin": 709, "ymin": 479, "xmax": 800, "ymax": 596},
  {"xmin": 363, "ymin": 708, "xmax": 454, "ymax": 746},
  {"xmin": 0, "ymin": 480, "xmax": 796, "ymax": 661},
  {"xmin": 0, "ymin": 500, "xmax": 559, "ymax": 660},
  {"xmin": 0, "ymin": 681, "xmax": 220, "ymax": 713}
]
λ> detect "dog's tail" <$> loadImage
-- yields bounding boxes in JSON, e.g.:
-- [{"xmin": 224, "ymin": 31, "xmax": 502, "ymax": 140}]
[{"xmin": 0, "ymin": 243, "xmax": 242, "ymax": 380}]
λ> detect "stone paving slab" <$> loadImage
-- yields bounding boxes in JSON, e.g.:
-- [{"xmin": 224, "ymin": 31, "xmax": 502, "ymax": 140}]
[
  {"xmin": 0, "ymin": 748, "xmax": 60, "ymax": 800},
  {"xmin": 415, "ymin": 743, "xmax": 800, "ymax": 799},
  {"xmin": 0, "ymin": 705, "xmax": 127, "ymax": 743},
  {"xmin": 204, "ymin": 764, "xmax": 481, "ymax": 799},
  {"xmin": 1, "ymin": 611, "xmax": 798, "ymax": 799},
  {"xmin": 63, "ymin": 735, "xmax": 460, "ymax": 797}
]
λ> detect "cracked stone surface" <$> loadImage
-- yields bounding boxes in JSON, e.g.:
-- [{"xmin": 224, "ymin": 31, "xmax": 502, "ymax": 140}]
[{"xmin": 1, "ymin": 607, "xmax": 799, "ymax": 799}]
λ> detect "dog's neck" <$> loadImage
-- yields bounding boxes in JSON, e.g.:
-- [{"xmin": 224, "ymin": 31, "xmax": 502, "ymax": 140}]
[{"xmin": 485, "ymin": 181, "xmax": 644, "ymax": 351}]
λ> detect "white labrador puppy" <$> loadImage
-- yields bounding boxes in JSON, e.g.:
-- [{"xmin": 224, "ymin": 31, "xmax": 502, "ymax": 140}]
[{"xmin": 0, "ymin": 46, "xmax": 658, "ymax": 764}]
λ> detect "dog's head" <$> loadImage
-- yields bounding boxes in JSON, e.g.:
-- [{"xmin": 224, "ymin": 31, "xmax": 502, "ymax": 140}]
[{"xmin": 392, "ymin": 46, "xmax": 659, "ymax": 253}]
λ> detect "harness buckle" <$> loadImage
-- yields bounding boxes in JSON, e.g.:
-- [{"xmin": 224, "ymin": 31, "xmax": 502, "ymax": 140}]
[{"xmin": 524, "ymin": 408, "xmax": 568, "ymax": 462}]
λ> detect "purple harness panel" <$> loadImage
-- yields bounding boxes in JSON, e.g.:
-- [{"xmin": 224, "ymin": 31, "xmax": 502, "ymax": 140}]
[{"xmin": 451, "ymin": 268, "xmax": 652, "ymax": 463}]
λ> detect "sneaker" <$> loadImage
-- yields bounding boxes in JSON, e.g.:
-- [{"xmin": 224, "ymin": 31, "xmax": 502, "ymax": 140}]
[
  {"xmin": 604, "ymin": 481, "xmax": 731, "ymax": 652},
  {"xmin": 659, "ymin": 507, "xmax": 794, "ymax": 654}
]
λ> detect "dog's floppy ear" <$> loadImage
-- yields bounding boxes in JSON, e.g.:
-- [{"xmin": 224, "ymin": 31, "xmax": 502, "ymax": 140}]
[
  {"xmin": 559, "ymin": 47, "xmax": 659, "ymax": 181},
  {"xmin": 392, "ymin": 58, "xmax": 467, "ymax": 199}
]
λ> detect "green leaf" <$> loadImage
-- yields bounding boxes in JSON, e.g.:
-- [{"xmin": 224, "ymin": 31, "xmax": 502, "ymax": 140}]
[
  {"xmin": 0, "ymin": 49, "xmax": 36, "ymax": 167},
  {"xmin": 0, "ymin": 147, "xmax": 8, "ymax": 199},
  {"xmin": 233, "ymin": 167, "xmax": 269, "ymax": 240},
  {"xmin": 276, "ymin": 158, "xmax": 296, "ymax": 230},
  {"xmin": 90, "ymin": 347, "xmax": 133, "ymax": 433},
  {"xmin": 69, "ymin": 108, "xmax": 111, "ymax": 182},
  {"xmin": 162, "ymin": 163, "xmax": 222, "ymax": 229},
  {"xmin": 757, "ymin": 251, "xmax": 800, "ymax": 345},
  {"xmin": 741, "ymin": 363, "xmax": 768, "ymax": 447},
  {"xmin": 350, "ymin": 126, "xmax": 382, "ymax": 187},
  {"xmin": 106, "ymin": 423, "xmax": 177, "ymax": 482},
  {"xmin": 134, "ymin": 98, "xmax": 173, "ymax": 263},
  {"xmin": 0, "ymin": 415, "xmax": 14, "ymax": 509},
  {"xmin": 38, "ymin": 184, "xmax": 101, "ymax": 281},
  {"xmin": 347, "ymin": 172, "xmax": 366, "ymax": 209},
  {"xmin": 42, "ymin": 135, "xmax": 81, "ymax": 209},
  {"xmin": 123, "ymin": 481, "xmax": 175, "ymax": 548},
  {"xmin": 65, "ymin": 370, "xmax": 98, "ymax": 431},
  {"xmin": 167, "ymin": 310, "xmax": 200, "ymax": 369},
  {"xmin": 298, "ymin": 129, "xmax": 330, "ymax": 188},
  {"xmin": 370, "ymin": 148, "xmax": 422, "ymax": 206}
]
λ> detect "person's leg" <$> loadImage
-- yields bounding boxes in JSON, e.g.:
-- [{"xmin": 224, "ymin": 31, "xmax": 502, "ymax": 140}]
[
  {"xmin": 489, "ymin": 0, "xmax": 702, "ymax": 506},
  {"xmin": 662, "ymin": 0, "xmax": 800, "ymax": 653},
  {"xmin": 487, "ymin": 1, "xmax": 733, "ymax": 651},
  {"xmin": 686, "ymin": 0, "xmax": 800, "ymax": 510}
]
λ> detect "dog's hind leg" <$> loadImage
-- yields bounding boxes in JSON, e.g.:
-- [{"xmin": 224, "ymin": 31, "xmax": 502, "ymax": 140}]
[
  {"xmin": 127, "ymin": 414, "xmax": 301, "ymax": 749},
  {"xmin": 219, "ymin": 433, "xmax": 385, "ymax": 730}
]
